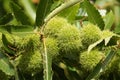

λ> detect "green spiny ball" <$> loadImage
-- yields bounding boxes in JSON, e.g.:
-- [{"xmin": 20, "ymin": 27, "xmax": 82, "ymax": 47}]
[
  {"xmin": 79, "ymin": 50, "xmax": 103, "ymax": 71},
  {"xmin": 80, "ymin": 23, "xmax": 102, "ymax": 48},
  {"xmin": 16, "ymin": 34, "xmax": 41, "ymax": 51},
  {"xmin": 57, "ymin": 24, "xmax": 82, "ymax": 59},
  {"xmin": 18, "ymin": 50, "xmax": 43, "ymax": 75},
  {"xmin": 44, "ymin": 16, "xmax": 69, "ymax": 38},
  {"xmin": 16, "ymin": 34, "xmax": 42, "ymax": 75}
]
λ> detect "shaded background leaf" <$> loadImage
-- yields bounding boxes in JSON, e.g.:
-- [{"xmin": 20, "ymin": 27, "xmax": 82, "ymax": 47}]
[
  {"xmin": 0, "ymin": 25, "xmax": 34, "ymax": 36},
  {"xmin": 10, "ymin": 1, "xmax": 32, "ymax": 25},
  {"xmin": 2, "ymin": 34, "xmax": 15, "ymax": 55},
  {"xmin": 83, "ymin": 0, "xmax": 105, "ymax": 30},
  {"xmin": 0, "ymin": 0, "xmax": 7, "ymax": 19},
  {"xmin": 86, "ymin": 49, "xmax": 116, "ymax": 80},
  {"xmin": 19, "ymin": 0, "xmax": 36, "ymax": 23},
  {"xmin": 104, "ymin": 11, "xmax": 114, "ymax": 30},
  {"xmin": 114, "ymin": 6, "xmax": 120, "ymax": 33},
  {"xmin": 35, "ymin": 0, "xmax": 53, "ymax": 27},
  {"xmin": 0, "ymin": 51, "xmax": 15, "ymax": 76},
  {"xmin": 0, "ymin": 13, "xmax": 13, "ymax": 25}
]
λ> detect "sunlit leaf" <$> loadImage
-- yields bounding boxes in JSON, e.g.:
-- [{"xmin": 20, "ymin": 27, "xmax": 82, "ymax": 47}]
[
  {"xmin": 104, "ymin": 37, "xmax": 113, "ymax": 46},
  {"xmin": 88, "ymin": 39, "xmax": 103, "ymax": 53}
]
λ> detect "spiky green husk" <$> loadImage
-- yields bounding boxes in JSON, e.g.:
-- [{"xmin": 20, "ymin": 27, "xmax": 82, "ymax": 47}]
[
  {"xmin": 18, "ymin": 50, "xmax": 43, "ymax": 75},
  {"xmin": 57, "ymin": 25, "xmax": 82, "ymax": 59},
  {"xmin": 80, "ymin": 23, "xmax": 102, "ymax": 49},
  {"xmin": 16, "ymin": 34, "xmax": 43, "ymax": 75},
  {"xmin": 17, "ymin": 35, "xmax": 59, "ymax": 75},
  {"xmin": 79, "ymin": 50, "xmax": 103, "ymax": 71},
  {"xmin": 16, "ymin": 34, "xmax": 41, "ymax": 52},
  {"xmin": 44, "ymin": 16, "xmax": 69, "ymax": 38}
]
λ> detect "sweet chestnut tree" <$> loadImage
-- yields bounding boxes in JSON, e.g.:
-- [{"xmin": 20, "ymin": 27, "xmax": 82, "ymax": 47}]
[{"xmin": 0, "ymin": 0, "xmax": 120, "ymax": 80}]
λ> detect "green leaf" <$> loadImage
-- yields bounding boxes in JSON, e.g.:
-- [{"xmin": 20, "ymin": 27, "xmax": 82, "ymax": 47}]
[
  {"xmin": 19, "ymin": 0, "xmax": 36, "ymax": 24},
  {"xmin": 67, "ymin": 69, "xmax": 81, "ymax": 80},
  {"xmin": 58, "ymin": 3, "xmax": 80, "ymax": 23},
  {"xmin": 104, "ymin": 11, "xmax": 115, "ymax": 30},
  {"xmin": 102, "ymin": 30, "xmax": 118, "ymax": 46},
  {"xmin": 0, "ymin": 0, "xmax": 7, "ymax": 18},
  {"xmin": 50, "ymin": 0, "xmax": 63, "ymax": 11},
  {"xmin": 104, "ymin": 37, "xmax": 113, "ymax": 46},
  {"xmin": 0, "ymin": 13, "xmax": 13, "ymax": 25},
  {"xmin": 88, "ymin": 39, "xmax": 103, "ymax": 53},
  {"xmin": 83, "ymin": 0, "xmax": 105, "ymax": 30},
  {"xmin": 43, "ymin": 42, "xmax": 53, "ymax": 80},
  {"xmin": 114, "ymin": 6, "xmax": 120, "ymax": 33},
  {"xmin": 88, "ymin": 33, "xmax": 119, "ymax": 52},
  {"xmin": 45, "ymin": 0, "xmax": 83, "ymax": 23},
  {"xmin": 2, "ymin": 34, "xmax": 15, "ymax": 54},
  {"xmin": 0, "ymin": 25, "xmax": 34, "ymax": 36},
  {"xmin": 86, "ymin": 49, "xmax": 116, "ymax": 80},
  {"xmin": 10, "ymin": 1, "xmax": 32, "ymax": 25},
  {"xmin": 35, "ymin": 0, "xmax": 53, "ymax": 27},
  {"xmin": 0, "ymin": 51, "xmax": 15, "ymax": 76},
  {"xmin": 10, "ymin": 25, "xmax": 34, "ymax": 36}
]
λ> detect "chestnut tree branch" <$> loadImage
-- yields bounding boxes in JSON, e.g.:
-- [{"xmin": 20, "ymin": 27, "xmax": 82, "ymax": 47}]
[{"xmin": 44, "ymin": 0, "xmax": 83, "ymax": 23}]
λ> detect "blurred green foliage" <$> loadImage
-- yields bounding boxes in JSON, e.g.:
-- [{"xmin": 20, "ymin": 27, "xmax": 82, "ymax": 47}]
[{"xmin": 0, "ymin": 0, "xmax": 120, "ymax": 80}]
